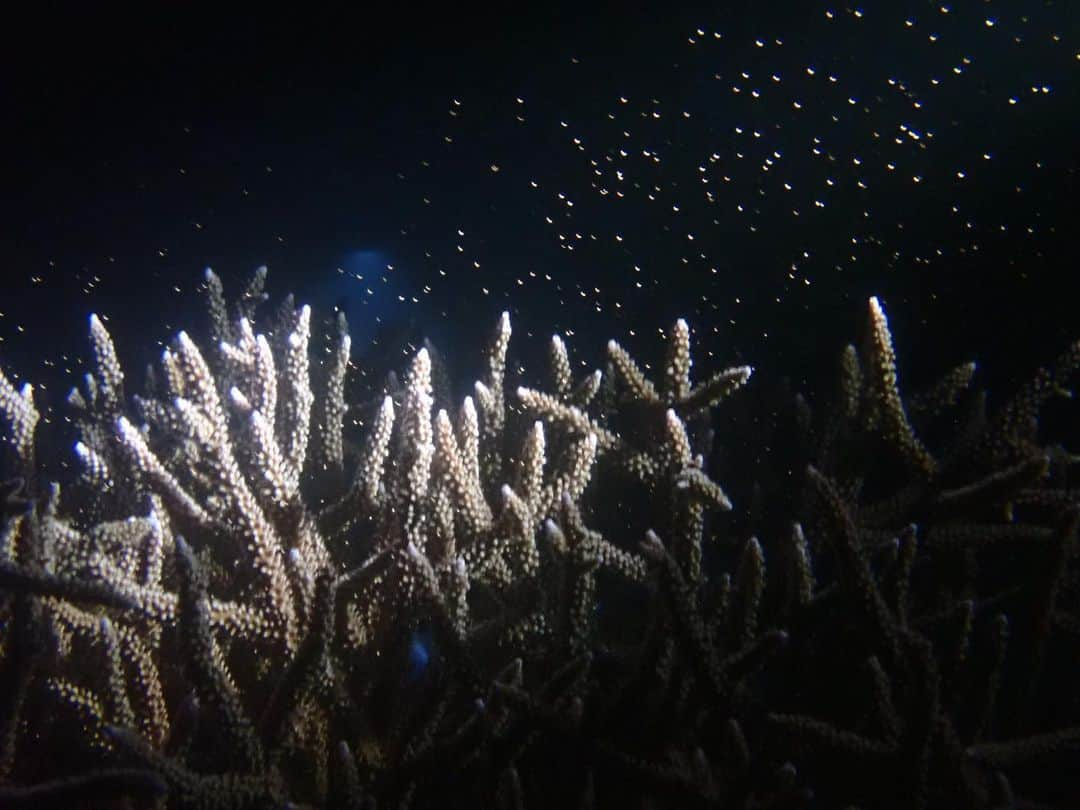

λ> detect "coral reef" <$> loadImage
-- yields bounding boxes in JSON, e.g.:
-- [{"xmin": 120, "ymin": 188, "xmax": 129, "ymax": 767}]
[{"xmin": 1, "ymin": 271, "xmax": 1078, "ymax": 809}]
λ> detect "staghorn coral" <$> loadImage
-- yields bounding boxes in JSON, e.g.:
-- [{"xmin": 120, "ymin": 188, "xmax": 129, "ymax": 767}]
[{"xmin": 1, "ymin": 274, "xmax": 1078, "ymax": 809}]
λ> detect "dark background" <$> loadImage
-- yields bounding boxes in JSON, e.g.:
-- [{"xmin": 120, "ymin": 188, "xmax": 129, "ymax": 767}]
[{"xmin": 3, "ymin": 2, "xmax": 1078, "ymax": 425}]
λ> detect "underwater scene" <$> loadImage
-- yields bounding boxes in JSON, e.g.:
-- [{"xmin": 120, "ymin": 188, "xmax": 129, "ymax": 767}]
[{"xmin": 2, "ymin": 3, "xmax": 1079, "ymax": 807}]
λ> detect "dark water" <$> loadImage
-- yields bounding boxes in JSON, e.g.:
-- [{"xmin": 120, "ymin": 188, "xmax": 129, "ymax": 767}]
[{"xmin": 3, "ymin": 4, "xmax": 1077, "ymax": 390}]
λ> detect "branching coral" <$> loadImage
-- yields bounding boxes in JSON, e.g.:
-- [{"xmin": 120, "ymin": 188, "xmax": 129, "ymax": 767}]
[{"xmin": 1, "ymin": 276, "xmax": 1078, "ymax": 809}]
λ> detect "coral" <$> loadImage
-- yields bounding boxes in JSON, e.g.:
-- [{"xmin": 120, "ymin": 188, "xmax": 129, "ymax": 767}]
[{"xmin": 1, "ymin": 273, "xmax": 1078, "ymax": 808}]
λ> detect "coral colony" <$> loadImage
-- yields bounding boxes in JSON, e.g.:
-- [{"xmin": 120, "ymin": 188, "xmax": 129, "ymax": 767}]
[{"xmin": 2, "ymin": 266, "xmax": 1079, "ymax": 809}]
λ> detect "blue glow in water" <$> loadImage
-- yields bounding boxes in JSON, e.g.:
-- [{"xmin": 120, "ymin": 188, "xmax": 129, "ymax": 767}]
[
  {"xmin": 406, "ymin": 625, "xmax": 435, "ymax": 683},
  {"xmin": 305, "ymin": 248, "xmax": 409, "ymax": 349},
  {"xmin": 309, "ymin": 247, "xmax": 455, "ymax": 387}
]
